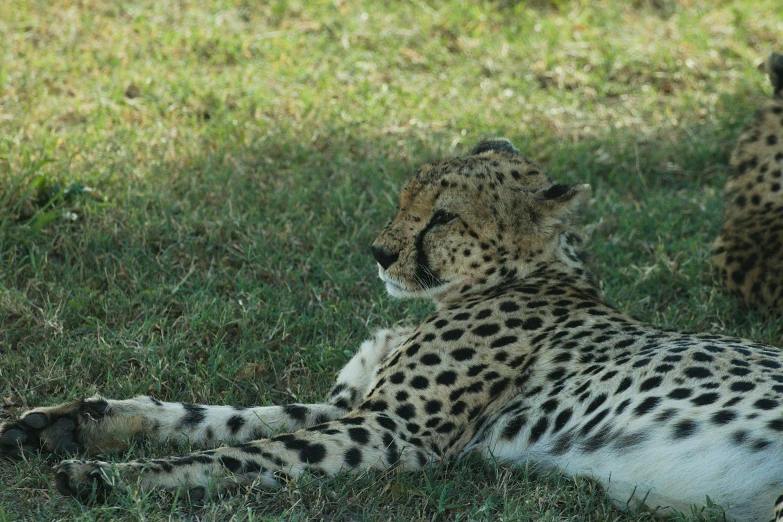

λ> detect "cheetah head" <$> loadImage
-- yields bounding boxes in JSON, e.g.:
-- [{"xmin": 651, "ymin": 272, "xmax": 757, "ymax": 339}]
[{"xmin": 371, "ymin": 138, "xmax": 590, "ymax": 302}]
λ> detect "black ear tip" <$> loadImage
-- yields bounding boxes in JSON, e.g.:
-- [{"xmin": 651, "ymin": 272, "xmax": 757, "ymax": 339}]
[
  {"xmin": 470, "ymin": 138, "xmax": 519, "ymax": 156},
  {"xmin": 768, "ymin": 52, "xmax": 783, "ymax": 92},
  {"xmin": 542, "ymin": 184, "xmax": 574, "ymax": 200}
]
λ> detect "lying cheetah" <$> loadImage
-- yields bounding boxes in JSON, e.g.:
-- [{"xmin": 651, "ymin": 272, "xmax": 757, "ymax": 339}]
[
  {"xmin": 712, "ymin": 51, "xmax": 783, "ymax": 312},
  {"xmin": 3, "ymin": 139, "xmax": 783, "ymax": 520}
]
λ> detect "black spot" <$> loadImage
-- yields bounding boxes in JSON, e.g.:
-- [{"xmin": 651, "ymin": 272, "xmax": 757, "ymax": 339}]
[
  {"xmin": 442, "ymin": 329, "xmax": 464, "ymax": 341},
  {"xmin": 754, "ymin": 398, "xmax": 778, "ymax": 410},
  {"xmin": 529, "ymin": 417, "xmax": 549, "ymax": 444},
  {"xmin": 760, "ymin": 359, "xmax": 782, "ymax": 369},
  {"xmin": 553, "ymin": 409, "xmax": 572, "ymax": 433},
  {"xmin": 452, "ymin": 348, "xmax": 475, "ymax": 361},
  {"xmin": 615, "ymin": 377, "xmax": 633, "ymax": 394},
  {"xmin": 489, "ymin": 378, "xmax": 510, "ymax": 397},
  {"xmin": 499, "ymin": 301, "xmax": 520, "ymax": 312},
  {"xmin": 672, "ymin": 420, "xmax": 698, "ymax": 439},
  {"xmin": 344, "ymin": 447, "xmax": 362, "ymax": 467},
  {"xmin": 467, "ymin": 364, "xmax": 487, "ymax": 377},
  {"xmin": 639, "ymin": 377, "xmax": 662, "ymax": 392},
  {"xmin": 767, "ymin": 419, "xmax": 783, "ymax": 431},
  {"xmin": 220, "ymin": 456, "xmax": 243, "ymax": 473},
  {"xmin": 585, "ymin": 394, "xmax": 607, "ymax": 415},
  {"xmin": 396, "ymin": 404, "xmax": 416, "ymax": 420},
  {"xmin": 522, "ymin": 317, "xmax": 543, "ymax": 330},
  {"xmin": 411, "ymin": 376, "xmax": 429, "ymax": 389},
  {"xmin": 615, "ymin": 398, "xmax": 631, "ymax": 414},
  {"xmin": 684, "ymin": 367, "xmax": 712, "ymax": 379},
  {"xmin": 502, "ymin": 414, "xmax": 526, "ymax": 439},
  {"xmin": 179, "ymin": 404, "xmax": 207, "ymax": 428},
  {"xmin": 300, "ymin": 443, "xmax": 326, "ymax": 464},
  {"xmin": 424, "ymin": 400, "xmax": 442, "ymax": 414},
  {"xmin": 730, "ymin": 381, "xmax": 755, "ymax": 392},
  {"xmin": 421, "ymin": 353, "xmax": 441, "ymax": 365},
  {"xmin": 436, "ymin": 422, "xmax": 455, "ymax": 434},
  {"xmin": 349, "ymin": 427, "xmax": 370, "ymax": 444},
  {"xmin": 580, "ymin": 408, "xmax": 609, "ymax": 435},
  {"xmin": 712, "ymin": 410, "xmax": 737, "ymax": 425},
  {"xmin": 729, "ymin": 367, "xmax": 751, "ymax": 377},
  {"xmin": 376, "ymin": 416, "xmax": 396, "ymax": 431},
  {"xmin": 227, "ymin": 414, "xmax": 246, "ymax": 435},
  {"xmin": 691, "ymin": 393, "xmax": 719, "ymax": 406},
  {"xmin": 491, "ymin": 336, "xmax": 517, "ymax": 348},
  {"xmin": 668, "ymin": 388, "xmax": 692, "ymax": 399},
  {"xmin": 633, "ymin": 396, "xmax": 660, "ymax": 417},
  {"xmin": 244, "ymin": 460, "xmax": 263, "ymax": 473},
  {"xmin": 390, "ymin": 372, "xmax": 405, "ymax": 384},
  {"xmin": 283, "ymin": 405, "xmax": 308, "ymax": 422},
  {"xmin": 473, "ymin": 324, "xmax": 500, "ymax": 337},
  {"xmin": 383, "ymin": 433, "xmax": 399, "ymax": 465},
  {"xmin": 436, "ymin": 371, "xmax": 457, "ymax": 385}
]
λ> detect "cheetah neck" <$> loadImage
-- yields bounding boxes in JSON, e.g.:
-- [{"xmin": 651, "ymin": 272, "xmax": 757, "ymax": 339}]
[{"xmin": 435, "ymin": 231, "xmax": 599, "ymax": 307}]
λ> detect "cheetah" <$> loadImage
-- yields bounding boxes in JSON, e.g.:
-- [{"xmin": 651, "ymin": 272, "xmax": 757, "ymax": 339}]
[
  {"xmin": 712, "ymin": 51, "xmax": 783, "ymax": 312},
  {"xmin": 3, "ymin": 138, "xmax": 783, "ymax": 520}
]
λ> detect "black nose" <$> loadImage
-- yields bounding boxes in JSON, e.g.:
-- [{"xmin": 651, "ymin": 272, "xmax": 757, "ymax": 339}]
[{"xmin": 371, "ymin": 245, "xmax": 399, "ymax": 270}]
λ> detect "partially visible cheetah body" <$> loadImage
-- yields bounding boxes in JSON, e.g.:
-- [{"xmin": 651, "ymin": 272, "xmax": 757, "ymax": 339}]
[
  {"xmin": 3, "ymin": 139, "xmax": 783, "ymax": 520},
  {"xmin": 713, "ymin": 52, "xmax": 783, "ymax": 312}
]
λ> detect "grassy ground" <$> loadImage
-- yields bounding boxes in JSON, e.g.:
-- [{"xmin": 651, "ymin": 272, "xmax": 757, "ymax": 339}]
[{"xmin": 1, "ymin": 0, "xmax": 782, "ymax": 520}]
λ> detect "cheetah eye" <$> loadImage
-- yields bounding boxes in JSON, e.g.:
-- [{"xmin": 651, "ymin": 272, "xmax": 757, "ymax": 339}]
[{"xmin": 431, "ymin": 210, "xmax": 458, "ymax": 227}]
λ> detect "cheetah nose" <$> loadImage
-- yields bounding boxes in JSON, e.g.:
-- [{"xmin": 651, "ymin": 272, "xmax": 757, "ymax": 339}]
[{"xmin": 371, "ymin": 245, "xmax": 399, "ymax": 270}]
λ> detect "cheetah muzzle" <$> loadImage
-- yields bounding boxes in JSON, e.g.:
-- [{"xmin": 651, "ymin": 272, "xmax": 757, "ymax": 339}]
[{"xmin": 3, "ymin": 137, "xmax": 783, "ymax": 521}]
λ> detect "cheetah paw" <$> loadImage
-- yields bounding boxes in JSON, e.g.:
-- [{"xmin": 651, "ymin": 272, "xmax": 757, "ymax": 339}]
[
  {"xmin": 0, "ymin": 396, "xmax": 109, "ymax": 459},
  {"xmin": 54, "ymin": 459, "xmax": 114, "ymax": 500}
]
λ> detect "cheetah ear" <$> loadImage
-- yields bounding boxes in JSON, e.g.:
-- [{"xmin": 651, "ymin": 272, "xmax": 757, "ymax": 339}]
[
  {"xmin": 535, "ymin": 183, "xmax": 591, "ymax": 223},
  {"xmin": 767, "ymin": 51, "xmax": 783, "ymax": 96},
  {"xmin": 470, "ymin": 138, "xmax": 520, "ymax": 156}
]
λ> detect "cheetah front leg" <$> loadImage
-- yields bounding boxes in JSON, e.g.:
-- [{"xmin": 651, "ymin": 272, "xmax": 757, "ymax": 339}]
[
  {"xmin": 54, "ymin": 412, "xmax": 435, "ymax": 500},
  {"xmin": 0, "ymin": 328, "xmax": 412, "ymax": 458}
]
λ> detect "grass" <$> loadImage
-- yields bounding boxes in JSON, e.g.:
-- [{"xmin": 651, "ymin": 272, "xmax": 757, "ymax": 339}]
[{"xmin": 1, "ymin": 0, "xmax": 783, "ymax": 519}]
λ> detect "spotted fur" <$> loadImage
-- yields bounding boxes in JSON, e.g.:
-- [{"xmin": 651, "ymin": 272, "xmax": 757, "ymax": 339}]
[
  {"xmin": 712, "ymin": 52, "xmax": 783, "ymax": 312},
  {"xmin": 2, "ymin": 138, "xmax": 783, "ymax": 521}
]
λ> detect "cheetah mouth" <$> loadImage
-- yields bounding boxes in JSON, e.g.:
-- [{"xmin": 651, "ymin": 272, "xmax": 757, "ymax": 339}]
[{"xmin": 379, "ymin": 271, "xmax": 454, "ymax": 298}]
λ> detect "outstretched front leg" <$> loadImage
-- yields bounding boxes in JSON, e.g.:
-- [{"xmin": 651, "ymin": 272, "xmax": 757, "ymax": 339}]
[
  {"xmin": 0, "ymin": 328, "xmax": 412, "ymax": 458},
  {"xmin": 0, "ymin": 395, "xmax": 352, "ymax": 457},
  {"xmin": 55, "ymin": 412, "xmax": 435, "ymax": 500}
]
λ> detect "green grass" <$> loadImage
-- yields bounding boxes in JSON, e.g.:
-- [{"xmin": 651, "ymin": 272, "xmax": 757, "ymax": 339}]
[{"xmin": 1, "ymin": 0, "xmax": 783, "ymax": 520}]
